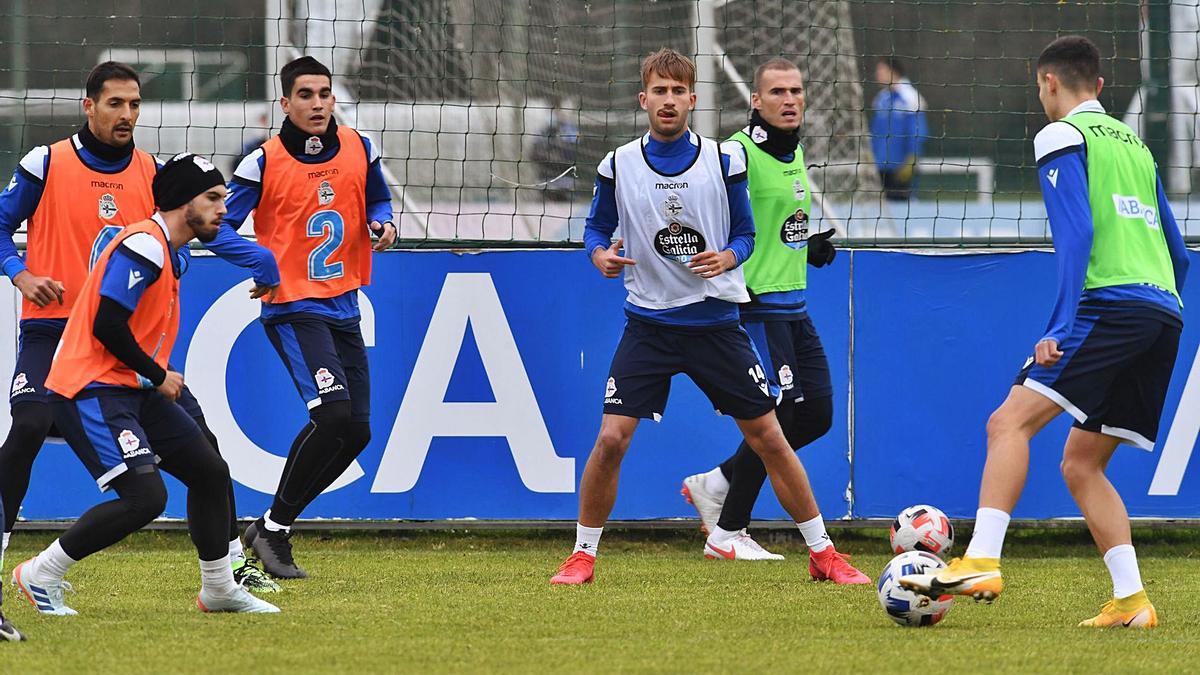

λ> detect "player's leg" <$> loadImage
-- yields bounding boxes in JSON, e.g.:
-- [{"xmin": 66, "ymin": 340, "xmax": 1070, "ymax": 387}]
[
  {"xmin": 0, "ymin": 323, "xmax": 63, "ymax": 559},
  {"xmin": 552, "ymin": 320, "xmax": 670, "ymax": 585},
  {"xmin": 294, "ymin": 322, "xmax": 372, "ymax": 509},
  {"xmin": 150, "ymin": 398, "xmax": 277, "ymax": 614},
  {"xmin": 175, "ymin": 385, "xmax": 277, "ymax": 593},
  {"xmin": 1072, "ymin": 318, "xmax": 1178, "ymax": 628},
  {"xmin": 251, "ymin": 318, "xmax": 355, "ymax": 578},
  {"xmin": 701, "ymin": 318, "xmax": 835, "ymax": 560},
  {"xmin": 551, "ymin": 413, "xmax": 640, "ymax": 585},
  {"xmin": 13, "ymin": 391, "xmax": 166, "ymax": 615},
  {"xmin": 0, "ymin": 486, "xmax": 19, "ymax": 641}
]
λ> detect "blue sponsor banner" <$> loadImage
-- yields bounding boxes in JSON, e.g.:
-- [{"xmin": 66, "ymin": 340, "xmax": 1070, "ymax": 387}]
[
  {"xmin": 12, "ymin": 249, "xmax": 1200, "ymax": 522},
  {"xmin": 852, "ymin": 250, "xmax": 1200, "ymax": 518}
]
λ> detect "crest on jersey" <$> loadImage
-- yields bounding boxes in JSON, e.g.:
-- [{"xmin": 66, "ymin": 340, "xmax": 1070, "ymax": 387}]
[
  {"xmin": 780, "ymin": 208, "xmax": 810, "ymax": 250},
  {"xmin": 317, "ymin": 180, "xmax": 335, "ymax": 205},
  {"xmin": 99, "ymin": 193, "xmax": 118, "ymax": 220},
  {"xmin": 793, "ymin": 179, "xmax": 807, "ymax": 202},
  {"xmin": 662, "ymin": 193, "xmax": 683, "ymax": 217},
  {"xmin": 751, "ymin": 126, "xmax": 768, "ymax": 143},
  {"xmin": 305, "ymin": 136, "xmax": 324, "ymax": 155}
]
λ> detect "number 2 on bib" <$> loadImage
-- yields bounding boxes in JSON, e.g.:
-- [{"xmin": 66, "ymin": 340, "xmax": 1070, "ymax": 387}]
[{"xmin": 307, "ymin": 210, "xmax": 345, "ymax": 281}]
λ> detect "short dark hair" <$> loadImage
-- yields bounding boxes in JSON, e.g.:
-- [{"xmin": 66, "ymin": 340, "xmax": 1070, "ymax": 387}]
[
  {"xmin": 281, "ymin": 56, "xmax": 333, "ymax": 97},
  {"xmin": 879, "ymin": 56, "xmax": 906, "ymax": 79},
  {"xmin": 1037, "ymin": 36, "xmax": 1100, "ymax": 91},
  {"xmin": 752, "ymin": 58, "xmax": 801, "ymax": 92},
  {"xmin": 85, "ymin": 61, "xmax": 140, "ymax": 100}
]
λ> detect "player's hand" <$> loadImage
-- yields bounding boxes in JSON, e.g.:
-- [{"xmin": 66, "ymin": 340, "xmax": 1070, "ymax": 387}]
[
  {"xmin": 688, "ymin": 250, "xmax": 736, "ymax": 279},
  {"xmin": 13, "ymin": 271, "xmax": 65, "ymax": 307},
  {"xmin": 249, "ymin": 283, "xmax": 279, "ymax": 302},
  {"xmin": 1035, "ymin": 338, "xmax": 1063, "ymax": 367},
  {"xmin": 370, "ymin": 221, "xmax": 397, "ymax": 251},
  {"xmin": 807, "ymin": 229, "xmax": 837, "ymax": 267},
  {"xmin": 592, "ymin": 239, "xmax": 636, "ymax": 278},
  {"xmin": 157, "ymin": 370, "xmax": 184, "ymax": 401}
]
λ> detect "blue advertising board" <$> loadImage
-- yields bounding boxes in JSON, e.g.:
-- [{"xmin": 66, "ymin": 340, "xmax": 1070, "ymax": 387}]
[{"xmin": 10, "ymin": 249, "xmax": 1200, "ymax": 522}]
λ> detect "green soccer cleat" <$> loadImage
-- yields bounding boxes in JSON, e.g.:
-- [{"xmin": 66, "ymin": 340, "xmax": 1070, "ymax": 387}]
[{"xmin": 232, "ymin": 557, "xmax": 282, "ymax": 594}]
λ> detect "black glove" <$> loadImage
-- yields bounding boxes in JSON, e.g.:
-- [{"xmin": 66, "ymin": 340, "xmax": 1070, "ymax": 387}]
[{"xmin": 807, "ymin": 229, "xmax": 837, "ymax": 267}]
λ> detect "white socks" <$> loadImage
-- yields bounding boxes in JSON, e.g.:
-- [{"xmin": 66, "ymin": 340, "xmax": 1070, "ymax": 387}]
[
  {"xmin": 199, "ymin": 555, "xmax": 240, "ymax": 597},
  {"xmin": 702, "ymin": 468, "xmax": 730, "ymax": 499},
  {"xmin": 229, "ymin": 537, "xmax": 245, "ymax": 561},
  {"xmin": 709, "ymin": 525, "xmax": 739, "ymax": 543},
  {"xmin": 573, "ymin": 524, "xmax": 603, "ymax": 557},
  {"xmin": 1104, "ymin": 544, "xmax": 1144, "ymax": 599},
  {"xmin": 1, "ymin": 531, "xmax": 8, "ymax": 570},
  {"xmin": 30, "ymin": 539, "xmax": 76, "ymax": 584},
  {"xmin": 797, "ymin": 515, "xmax": 832, "ymax": 553},
  {"xmin": 965, "ymin": 507, "xmax": 1011, "ymax": 559},
  {"xmin": 263, "ymin": 511, "xmax": 290, "ymax": 533}
]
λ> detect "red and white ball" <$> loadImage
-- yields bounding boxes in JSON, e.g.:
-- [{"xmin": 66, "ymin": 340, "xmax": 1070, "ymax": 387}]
[{"xmin": 889, "ymin": 504, "xmax": 953, "ymax": 557}]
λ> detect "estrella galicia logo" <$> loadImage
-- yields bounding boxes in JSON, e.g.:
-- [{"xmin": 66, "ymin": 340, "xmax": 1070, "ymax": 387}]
[
  {"xmin": 781, "ymin": 208, "xmax": 810, "ymax": 250},
  {"xmin": 655, "ymin": 222, "xmax": 706, "ymax": 264}
]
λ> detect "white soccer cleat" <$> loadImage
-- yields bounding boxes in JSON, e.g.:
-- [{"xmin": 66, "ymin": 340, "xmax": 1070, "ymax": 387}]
[
  {"xmin": 12, "ymin": 559, "xmax": 77, "ymax": 616},
  {"xmin": 704, "ymin": 530, "xmax": 785, "ymax": 561},
  {"xmin": 681, "ymin": 473, "xmax": 724, "ymax": 535},
  {"xmin": 197, "ymin": 587, "xmax": 281, "ymax": 614}
]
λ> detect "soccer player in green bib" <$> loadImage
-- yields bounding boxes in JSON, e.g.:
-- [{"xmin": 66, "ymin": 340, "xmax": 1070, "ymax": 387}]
[
  {"xmin": 679, "ymin": 58, "xmax": 868, "ymax": 583},
  {"xmin": 901, "ymin": 36, "xmax": 1190, "ymax": 628}
]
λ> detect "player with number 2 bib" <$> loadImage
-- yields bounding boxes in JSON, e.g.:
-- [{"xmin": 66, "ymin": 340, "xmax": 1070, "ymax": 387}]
[{"xmin": 221, "ymin": 56, "xmax": 396, "ymax": 579}]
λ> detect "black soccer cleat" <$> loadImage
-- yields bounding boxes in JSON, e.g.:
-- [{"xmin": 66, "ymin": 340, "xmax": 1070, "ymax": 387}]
[
  {"xmin": 0, "ymin": 610, "xmax": 26, "ymax": 642},
  {"xmin": 248, "ymin": 518, "xmax": 308, "ymax": 579}
]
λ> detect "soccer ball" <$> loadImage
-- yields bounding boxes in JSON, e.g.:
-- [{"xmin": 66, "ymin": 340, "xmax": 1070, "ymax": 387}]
[
  {"xmin": 890, "ymin": 504, "xmax": 953, "ymax": 557},
  {"xmin": 876, "ymin": 551, "xmax": 954, "ymax": 627}
]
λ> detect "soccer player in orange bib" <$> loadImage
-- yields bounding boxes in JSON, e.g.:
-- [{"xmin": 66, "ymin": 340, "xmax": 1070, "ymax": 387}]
[
  {"xmin": 0, "ymin": 62, "xmax": 280, "ymax": 594},
  {"xmin": 11, "ymin": 154, "xmax": 279, "ymax": 615},
  {"xmin": 224, "ymin": 57, "xmax": 396, "ymax": 578}
]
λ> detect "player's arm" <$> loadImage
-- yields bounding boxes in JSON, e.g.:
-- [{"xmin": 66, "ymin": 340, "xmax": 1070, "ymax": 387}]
[
  {"xmin": 201, "ymin": 149, "xmax": 281, "ymax": 299},
  {"xmin": 1034, "ymin": 122, "xmax": 1092, "ymax": 366},
  {"xmin": 584, "ymin": 151, "xmax": 633, "ymax": 278},
  {"xmin": 362, "ymin": 135, "xmax": 397, "ymax": 251},
  {"xmin": 92, "ymin": 234, "xmax": 181, "ymax": 398},
  {"xmin": 0, "ymin": 146, "xmax": 65, "ymax": 306},
  {"xmin": 690, "ymin": 142, "xmax": 754, "ymax": 278},
  {"xmin": 1156, "ymin": 174, "xmax": 1189, "ymax": 293}
]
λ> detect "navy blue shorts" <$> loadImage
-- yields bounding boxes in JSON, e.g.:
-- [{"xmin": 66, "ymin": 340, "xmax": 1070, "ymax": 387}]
[
  {"xmin": 49, "ymin": 388, "xmax": 202, "ymax": 491},
  {"xmin": 603, "ymin": 318, "xmax": 778, "ymax": 421},
  {"xmin": 1017, "ymin": 305, "xmax": 1182, "ymax": 450},
  {"xmin": 742, "ymin": 315, "xmax": 833, "ymax": 404},
  {"xmin": 261, "ymin": 316, "xmax": 370, "ymax": 421},
  {"xmin": 9, "ymin": 321, "xmax": 62, "ymax": 405},
  {"xmin": 8, "ymin": 321, "xmax": 205, "ymax": 418}
]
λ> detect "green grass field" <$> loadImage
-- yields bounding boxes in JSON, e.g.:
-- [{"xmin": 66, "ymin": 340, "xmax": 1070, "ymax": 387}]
[{"xmin": 0, "ymin": 527, "xmax": 1198, "ymax": 674}]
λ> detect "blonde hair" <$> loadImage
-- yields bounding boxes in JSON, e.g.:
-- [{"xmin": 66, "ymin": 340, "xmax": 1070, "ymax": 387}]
[{"xmin": 640, "ymin": 48, "xmax": 696, "ymax": 89}]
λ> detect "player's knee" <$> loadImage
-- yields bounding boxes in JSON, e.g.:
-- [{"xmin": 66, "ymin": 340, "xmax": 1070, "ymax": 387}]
[
  {"xmin": 311, "ymin": 400, "xmax": 353, "ymax": 435},
  {"xmin": 986, "ymin": 407, "xmax": 1023, "ymax": 442},
  {"xmin": 344, "ymin": 421, "xmax": 371, "ymax": 453},
  {"xmin": 783, "ymin": 397, "xmax": 833, "ymax": 449},
  {"xmin": 124, "ymin": 475, "xmax": 169, "ymax": 524},
  {"xmin": 1059, "ymin": 453, "xmax": 1100, "ymax": 487},
  {"xmin": 2, "ymin": 402, "xmax": 53, "ymax": 449},
  {"xmin": 593, "ymin": 428, "xmax": 631, "ymax": 460}
]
